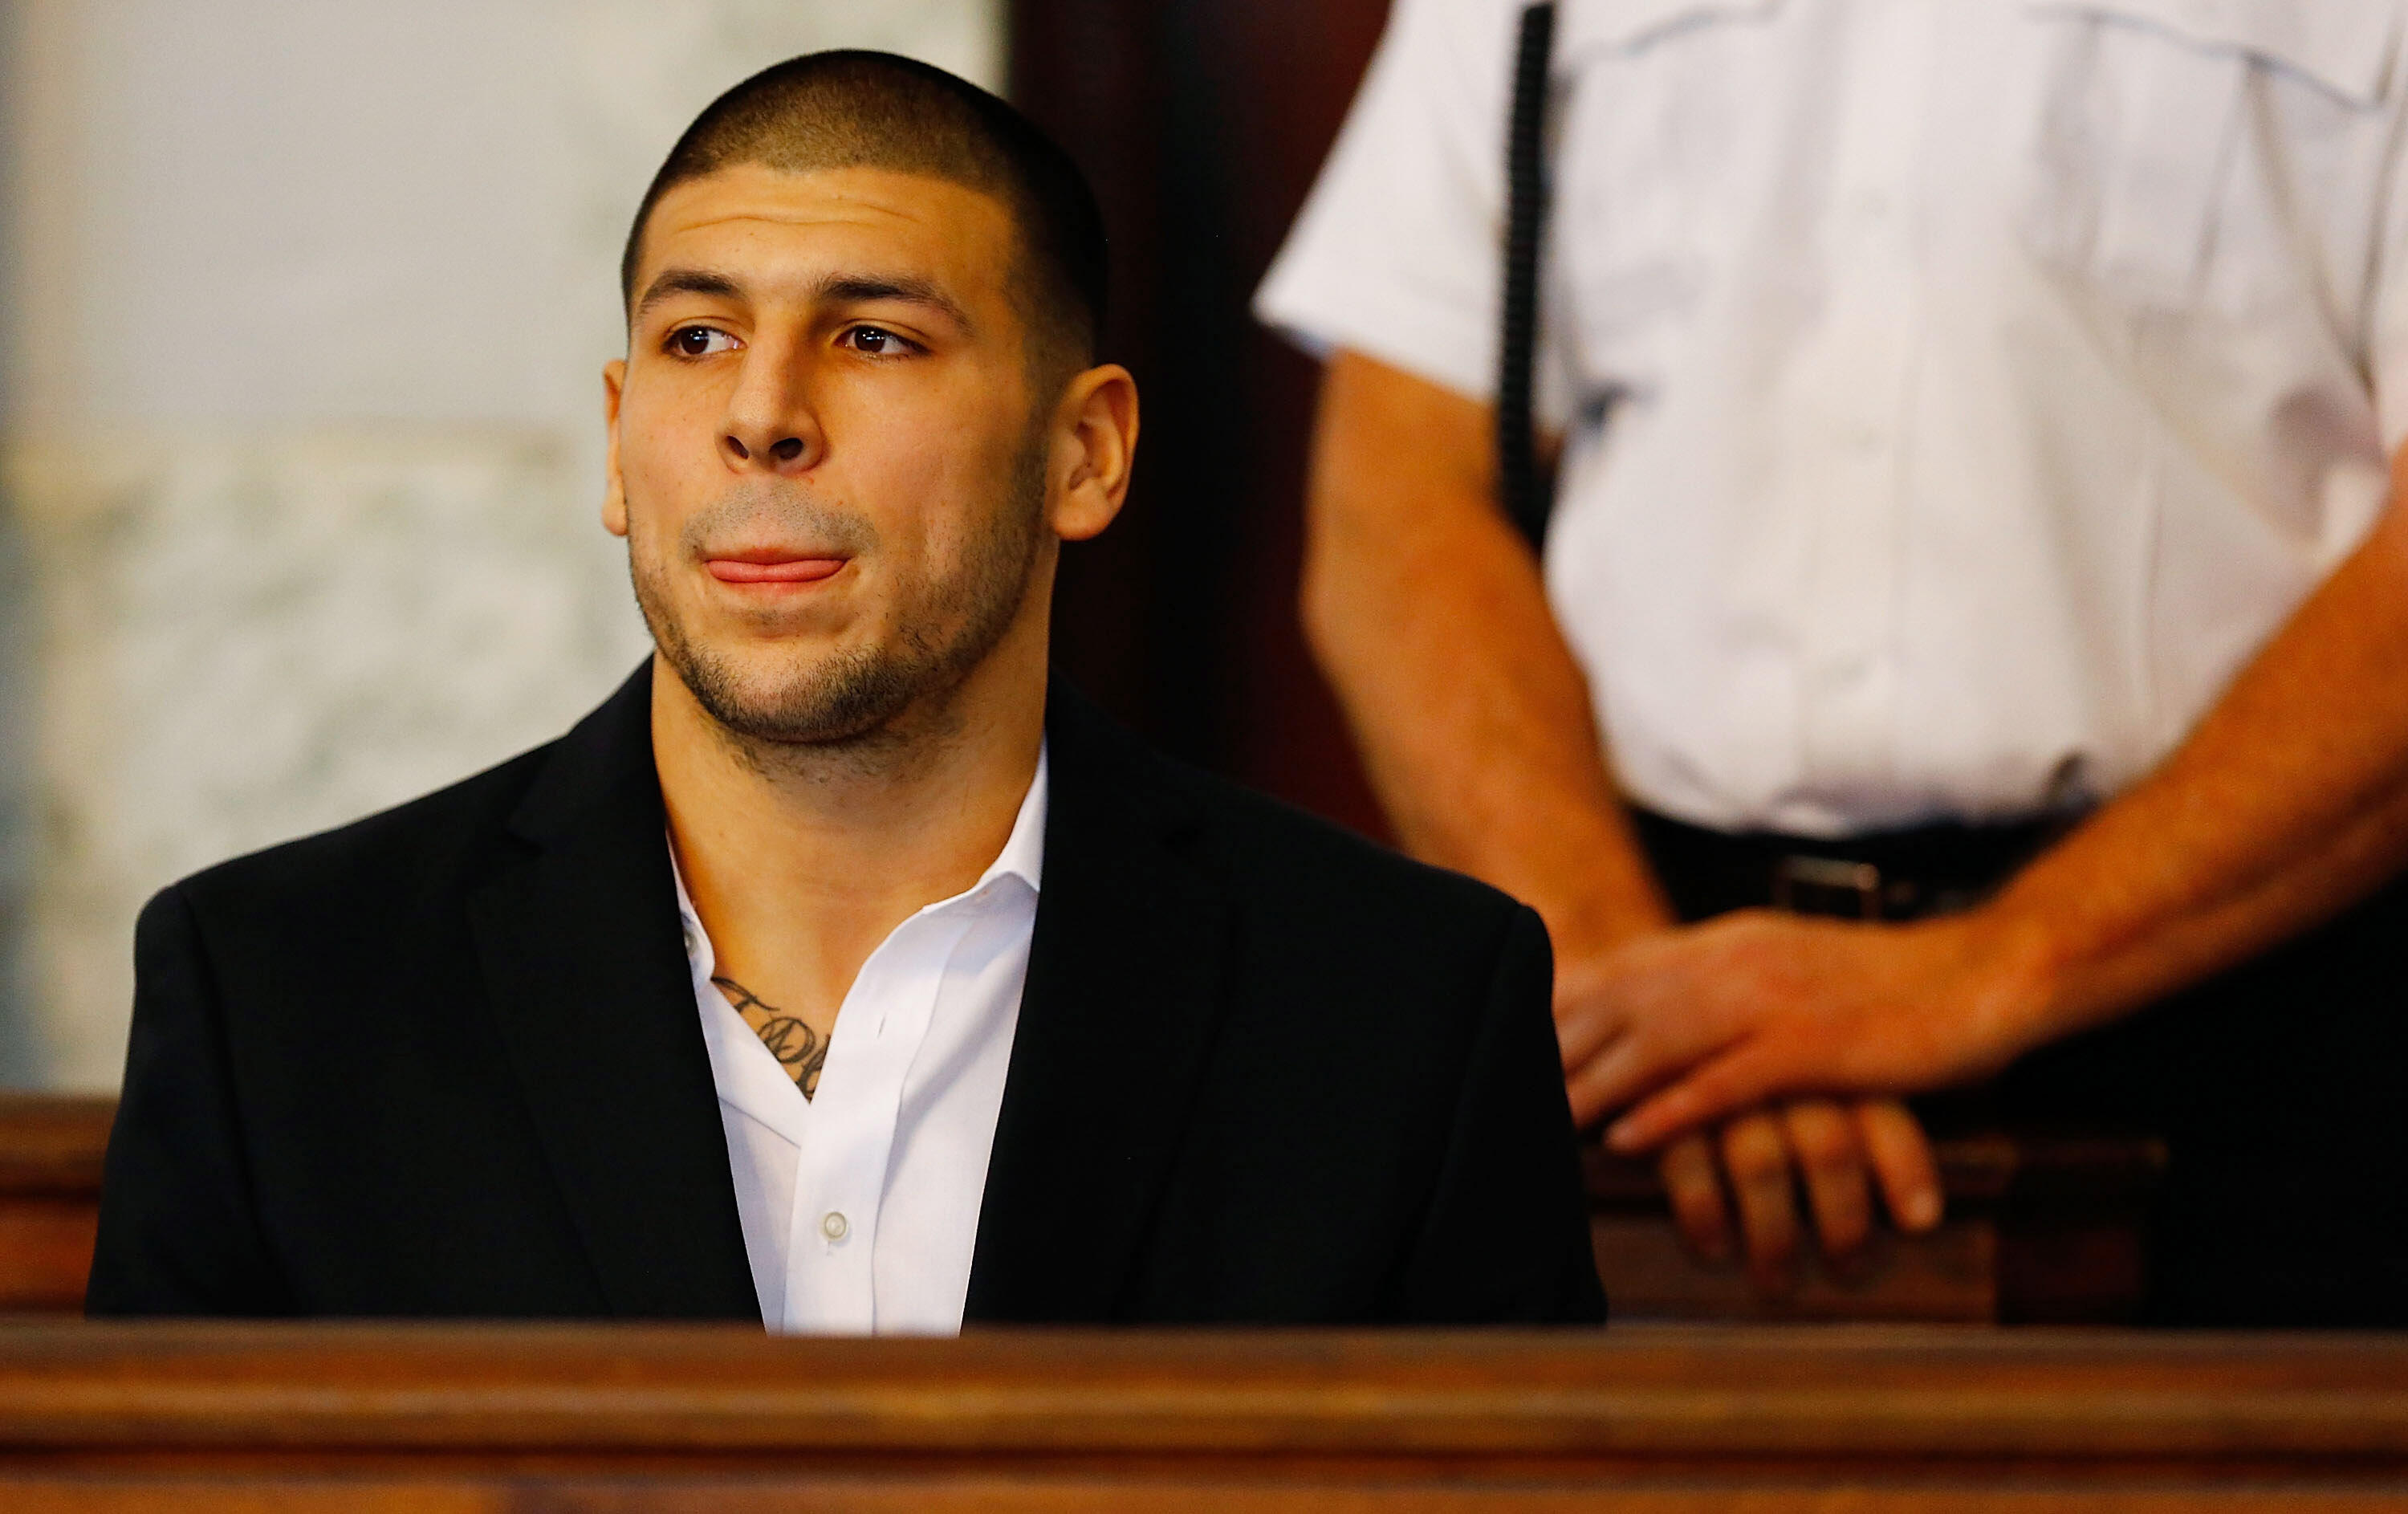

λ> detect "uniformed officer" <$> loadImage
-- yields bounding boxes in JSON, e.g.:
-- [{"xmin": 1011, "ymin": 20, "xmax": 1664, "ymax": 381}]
[{"xmin": 1259, "ymin": 0, "xmax": 2408, "ymax": 1321}]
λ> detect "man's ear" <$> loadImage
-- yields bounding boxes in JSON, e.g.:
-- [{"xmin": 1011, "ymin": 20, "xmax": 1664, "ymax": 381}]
[
  {"xmin": 1047, "ymin": 364, "xmax": 1138, "ymax": 543},
  {"xmin": 602, "ymin": 358, "xmax": 630, "ymax": 539}
]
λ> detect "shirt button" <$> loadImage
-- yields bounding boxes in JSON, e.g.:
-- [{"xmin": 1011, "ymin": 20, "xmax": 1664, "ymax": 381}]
[{"xmin": 820, "ymin": 1211, "xmax": 850, "ymax": 1243}]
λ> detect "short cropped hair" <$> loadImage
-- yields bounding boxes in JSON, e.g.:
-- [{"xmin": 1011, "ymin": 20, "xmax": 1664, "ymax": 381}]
[{"xmin": 620, "ymin": 51, "xmax": 1107, "ymax": 373}]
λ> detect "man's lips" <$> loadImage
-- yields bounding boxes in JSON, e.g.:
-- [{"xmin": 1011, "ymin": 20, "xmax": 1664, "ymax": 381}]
[{"xmin": 706, "ymin": 556, "xmax": 848, "ymax": 585}]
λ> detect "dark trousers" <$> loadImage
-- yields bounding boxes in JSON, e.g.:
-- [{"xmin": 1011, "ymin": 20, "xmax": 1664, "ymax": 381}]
[{"xmin": 1634, "ymin": 811, "xmax": 2408, "ymax": 1327}]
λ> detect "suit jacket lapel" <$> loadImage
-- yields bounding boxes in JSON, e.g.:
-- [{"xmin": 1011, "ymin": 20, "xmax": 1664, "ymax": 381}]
[
  {"xmin": 965, "ymin": 683, "xmax": 1234, "ymax": 1321},
  {"xmin": 467, "ymin": 662, "xmax": 759, "ymax": 1320}
]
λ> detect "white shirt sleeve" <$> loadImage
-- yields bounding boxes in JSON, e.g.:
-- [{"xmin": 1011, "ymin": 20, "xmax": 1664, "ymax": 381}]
[{"xmin": 1252, "ymin": 0, "xmax": 1519, "ymax": 404}]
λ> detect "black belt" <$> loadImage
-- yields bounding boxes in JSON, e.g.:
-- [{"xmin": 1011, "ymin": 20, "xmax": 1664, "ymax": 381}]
[{"xmin": 1629, "ymin": 808, "xmax": 2072, "ymax": 925}]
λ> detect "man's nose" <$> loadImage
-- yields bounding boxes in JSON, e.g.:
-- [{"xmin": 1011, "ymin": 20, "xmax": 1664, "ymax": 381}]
[
  {"xmin": 720, "ymin": 348, "xmax": 821, "ymax": 474},
  {"xmin": 721, "ymin": 429, "xmax": 808, "ymax": 469}
]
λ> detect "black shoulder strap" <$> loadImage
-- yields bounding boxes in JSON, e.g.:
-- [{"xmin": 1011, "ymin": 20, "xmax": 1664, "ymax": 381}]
[{"xmin": 1497, "ymin": 2, "xmax": 1557, "ymax": 549}]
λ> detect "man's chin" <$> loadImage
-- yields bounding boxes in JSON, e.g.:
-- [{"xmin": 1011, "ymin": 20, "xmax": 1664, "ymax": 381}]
[{"xmin": 667, "ymin": 643, "xmax": 923, "ymax": 750}]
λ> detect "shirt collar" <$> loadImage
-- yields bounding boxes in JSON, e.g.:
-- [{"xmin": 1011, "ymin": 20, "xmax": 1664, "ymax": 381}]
[
  {"xmin": 671, "ymin": 743, "xmax": 1047, "ymax": 967},
  {"xmin": 978, "ymin": 743, "xmax": 1047, "ymax": 899}
]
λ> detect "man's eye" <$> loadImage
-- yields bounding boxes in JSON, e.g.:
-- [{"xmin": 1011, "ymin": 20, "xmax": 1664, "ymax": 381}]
[
  {"xmin": 844, "ymin": 326, "xmax": 909, "ymax": 356},
  {"xmin": 668, "ymin": 326, "xmax": 737, "ymax": 357}
]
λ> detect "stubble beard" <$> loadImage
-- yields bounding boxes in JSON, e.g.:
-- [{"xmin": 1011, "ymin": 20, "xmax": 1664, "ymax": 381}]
[{"xmin": 632, "ymin": 426, "xmax": 1051, "ymax": 771}]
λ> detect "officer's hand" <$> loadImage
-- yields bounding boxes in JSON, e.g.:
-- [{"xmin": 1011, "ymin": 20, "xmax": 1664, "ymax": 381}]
[
  {"xmin": 1554, "ymin": 908, "xmax": 2052, "ymax": 1150},
  {"xmin": 1655, "ymin": 1098, "xmax": 1943, "ymax": 1292}
]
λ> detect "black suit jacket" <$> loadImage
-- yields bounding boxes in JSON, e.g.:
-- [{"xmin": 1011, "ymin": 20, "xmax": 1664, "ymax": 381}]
[{"xmin": 87, "ymin": 665, "xmax": 1605, "ymax": 1325}]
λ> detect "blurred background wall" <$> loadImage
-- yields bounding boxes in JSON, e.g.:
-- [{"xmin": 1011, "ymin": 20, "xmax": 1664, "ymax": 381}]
[
  {"xmin": 1017, "ymin": 0, "xmax": 1391, "ymax": 836},
  {"xmin": 0, "ymin": 0, "xmax": 1008, "ymax": 1089}
]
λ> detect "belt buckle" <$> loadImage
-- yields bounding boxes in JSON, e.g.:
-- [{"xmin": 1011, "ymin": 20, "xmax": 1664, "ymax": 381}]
[{"xmin": 1771, "ymin": 854, "xmax": 1885, "ymax": 921}]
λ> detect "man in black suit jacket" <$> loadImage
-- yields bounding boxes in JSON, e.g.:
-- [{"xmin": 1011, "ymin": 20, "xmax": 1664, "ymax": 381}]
[{"xmin": 87, "ymin": 51, "xmax": 1602, "ymax": 1327}]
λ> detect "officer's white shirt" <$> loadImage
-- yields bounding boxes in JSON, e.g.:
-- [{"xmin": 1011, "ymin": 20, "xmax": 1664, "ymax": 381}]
[
  {"xmin": 669, "ymin": 752, "xmax": 1045, "ymax": 1333},
  {"xmin": 1257, "ymin": 0, "xmax": 2408, "ymax": 836}
]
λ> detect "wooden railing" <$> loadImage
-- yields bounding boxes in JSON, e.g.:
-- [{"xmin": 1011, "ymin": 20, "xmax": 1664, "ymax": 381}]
[
  {"xmin": 0, "ymin": 1096, "xmax": 108, "ymax": 1313},
  {"xmin": 0, "ymin": 1322, "xmax": 2401, "ymax": 1508},
  {"xmin": 1590, "ymin": 1131, "xmax": 2166, "ymax": 1323}
]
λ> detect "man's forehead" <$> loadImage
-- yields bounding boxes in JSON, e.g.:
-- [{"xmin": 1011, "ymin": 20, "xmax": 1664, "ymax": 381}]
[{"xmin": 640, "ymin": 164, "xmax": 1015, "ymax": 288}]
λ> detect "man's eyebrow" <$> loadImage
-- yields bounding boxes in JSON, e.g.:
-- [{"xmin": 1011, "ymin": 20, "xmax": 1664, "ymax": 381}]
[
  {"xmin": 633, "ymin": 268, "xmax": 975, "ymax": 336},
  {"xmin": 635, "ymin": 268, "xmax": 743, "ymax": 319},
  {"xmin": 814, "ymin": 275, "xmax": 974, "ymax": 335}
]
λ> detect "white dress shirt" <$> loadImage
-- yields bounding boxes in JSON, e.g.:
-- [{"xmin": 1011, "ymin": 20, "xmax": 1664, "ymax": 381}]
[
  {"xmin": 1258, "ymin": 0, "xmax": 2408, "ymax": 836},
  {"xmin": 670, "ymin": 752, "xmax": 1046, "ymax": 1334}
]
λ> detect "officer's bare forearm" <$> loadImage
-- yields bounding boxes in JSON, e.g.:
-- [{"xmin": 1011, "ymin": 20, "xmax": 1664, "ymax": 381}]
[
  {"xmin": 1301, "ymin": 350, "xmax": 1671, "ymax": 956},
  {"xmin": 1982, "ymin": 478, "xmax": 2408, "ymax": 1049}
]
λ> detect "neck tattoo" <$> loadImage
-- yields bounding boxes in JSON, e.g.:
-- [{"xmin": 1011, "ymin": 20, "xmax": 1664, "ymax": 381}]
[{"xmin": 713, "ymin": 976, "xmax": 826, "ymax": 1100}]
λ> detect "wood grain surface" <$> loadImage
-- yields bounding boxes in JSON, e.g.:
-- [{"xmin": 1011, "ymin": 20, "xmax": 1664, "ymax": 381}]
[
  {"xmin": 0, "ymin": 1323, "xmax": 2401, "ymax": 1467},
  {"xmin": 0, "ymin": 1483, "xmax": 2402, "ymax": 1514}
]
